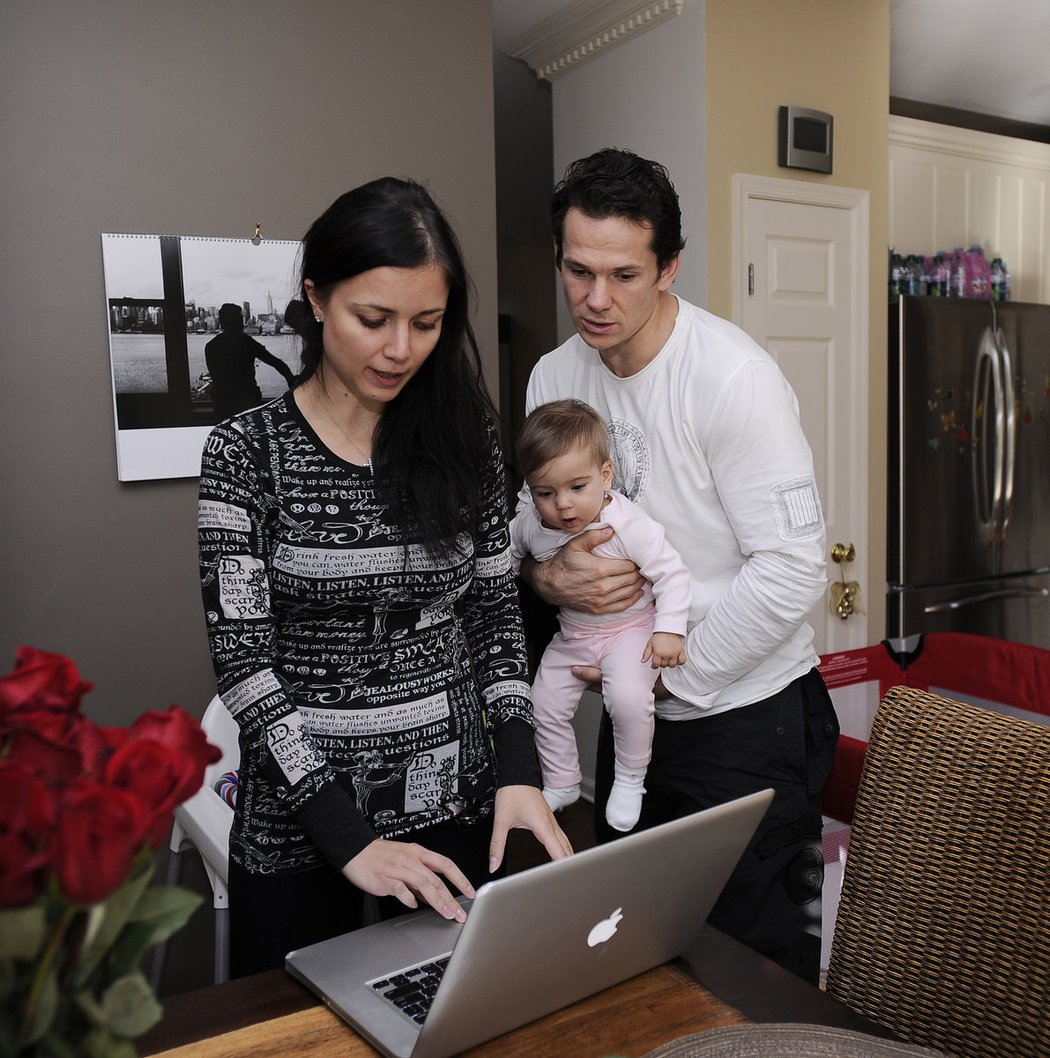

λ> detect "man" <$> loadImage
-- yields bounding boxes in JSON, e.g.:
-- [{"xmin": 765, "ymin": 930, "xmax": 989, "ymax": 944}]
[
  {"xmin": 517, "ymin": 148, "xmax": 839, "ymax": 982},
  {"xmin": 205, "ymin": 303, "xmax": 295, "ymax": 421}
]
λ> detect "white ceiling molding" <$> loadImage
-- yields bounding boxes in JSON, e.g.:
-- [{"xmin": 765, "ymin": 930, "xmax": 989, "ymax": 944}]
[{"xmin": 503, "ymin": 0, "xmax": 685, "ymax": 81}]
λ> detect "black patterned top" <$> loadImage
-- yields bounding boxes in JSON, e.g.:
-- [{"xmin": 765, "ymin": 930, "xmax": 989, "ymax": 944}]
[{"xmin": 198, "ymin": 392, "xmax": 539, "ymax": 875}]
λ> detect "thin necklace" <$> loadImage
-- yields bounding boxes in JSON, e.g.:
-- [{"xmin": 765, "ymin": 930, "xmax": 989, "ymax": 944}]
[{"xmin": 315, "ymin": 383, "xmax": 374, "ymax": 473}]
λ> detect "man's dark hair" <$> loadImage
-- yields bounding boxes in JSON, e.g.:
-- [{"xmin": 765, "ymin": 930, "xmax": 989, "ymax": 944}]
[
  {"xmin": 551, "ymin": 148, "xmax": 685, "ymax": 270},
  {"xmin": 217, "ymin": 303, "xmax": 244, "ymax": 331}
]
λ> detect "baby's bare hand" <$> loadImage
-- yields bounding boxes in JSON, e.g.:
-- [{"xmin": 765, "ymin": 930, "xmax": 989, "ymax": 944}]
[{"xmin": 642, "ymin": 632, "xmax": 687, "ymax": 669}]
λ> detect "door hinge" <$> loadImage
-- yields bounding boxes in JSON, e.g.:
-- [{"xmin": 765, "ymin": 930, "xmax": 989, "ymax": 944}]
[{"xmin": 748, "ymin": 263, "xmax": 755, "ymax": 296}]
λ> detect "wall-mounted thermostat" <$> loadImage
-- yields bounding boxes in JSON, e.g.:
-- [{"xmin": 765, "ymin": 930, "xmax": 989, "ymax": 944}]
[{"xmin": 778, "ymin": 106, "xmax": 833, "ymax": 174}]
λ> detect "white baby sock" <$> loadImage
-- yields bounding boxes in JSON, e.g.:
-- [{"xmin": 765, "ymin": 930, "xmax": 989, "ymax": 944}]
[
  {"xmin": 605, "ymin": 763, "xmax": 647, "ymax": 832},
  {"xmin": 543, "ymin": 783, "xmax": 581, "ymax": 812}
]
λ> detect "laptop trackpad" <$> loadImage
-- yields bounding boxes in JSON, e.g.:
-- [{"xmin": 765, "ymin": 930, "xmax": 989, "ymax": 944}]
[{"xmin": 389, "ymin": 901, "xmax": 468, "ymax": 952}]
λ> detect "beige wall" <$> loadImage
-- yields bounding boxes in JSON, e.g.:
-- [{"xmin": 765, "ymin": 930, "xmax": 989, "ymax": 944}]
[
  {"xmin": 705, "ymin": 0, "xmax": 890, "ymax": 638},
  {"xmin": 0, "ymin": 1, "xmax": 499, "ymax": 727}
]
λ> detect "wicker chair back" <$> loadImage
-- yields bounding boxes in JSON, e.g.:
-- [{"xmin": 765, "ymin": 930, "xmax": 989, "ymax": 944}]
[{"xmin": 825, "ymin": 685, "xmax": 1050, "ymax": 1058}]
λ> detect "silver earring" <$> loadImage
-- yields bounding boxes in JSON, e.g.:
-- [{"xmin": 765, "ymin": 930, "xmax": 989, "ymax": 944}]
[{"xmin": 314, "ymin": 315, "xmax": 323, "ymax": 323}]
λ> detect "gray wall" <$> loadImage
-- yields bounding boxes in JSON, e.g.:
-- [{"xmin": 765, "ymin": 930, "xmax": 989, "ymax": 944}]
[
  {"xmin": 493, "ymin": 45, "xmax": 556, "ymax": 457},
  {"xmin": 552, "ymin": 0, "xmax": 708, "ymax": 332},
  {"xmin": 0, "ymin": 1, "xmax": 499, "ymax": 731}
]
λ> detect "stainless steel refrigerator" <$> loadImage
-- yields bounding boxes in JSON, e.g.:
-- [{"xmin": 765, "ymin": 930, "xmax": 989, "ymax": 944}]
[{"xmin": 887, "ymin": 295, "xmax": 1050, "ymax": 648}]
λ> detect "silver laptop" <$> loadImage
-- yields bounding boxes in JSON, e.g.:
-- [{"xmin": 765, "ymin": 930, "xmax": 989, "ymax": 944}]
[{"xmin": 285, "ymin": 787, "xmax": 773, "ymax": 1058}]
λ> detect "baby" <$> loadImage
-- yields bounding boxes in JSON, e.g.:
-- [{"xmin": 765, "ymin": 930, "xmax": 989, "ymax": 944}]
[{"xmin": 510, "ymin": 399, "xmax": 691, "ymax": 831}]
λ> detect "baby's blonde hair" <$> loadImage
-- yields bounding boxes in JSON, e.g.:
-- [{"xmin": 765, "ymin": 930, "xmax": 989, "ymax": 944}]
[{"xmin": 516, "ymin": 399, "xmax": 610, "ymax": 479}]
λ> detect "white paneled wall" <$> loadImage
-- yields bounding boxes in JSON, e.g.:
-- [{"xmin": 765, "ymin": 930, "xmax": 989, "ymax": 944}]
[{"xmin": 889, "ymin": 116, "xmax": 1050, "ymax": 304}]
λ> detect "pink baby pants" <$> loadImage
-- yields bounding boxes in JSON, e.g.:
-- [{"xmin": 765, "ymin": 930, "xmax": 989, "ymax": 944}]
[{"xmin": 532, "ymin": 605, "xmax": 658, "ymax": 789}]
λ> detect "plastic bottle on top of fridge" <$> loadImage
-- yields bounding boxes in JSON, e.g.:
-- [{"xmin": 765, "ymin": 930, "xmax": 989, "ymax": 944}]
[
  {"xmin": 966, "ymin": 245, "xmax": 991, "ymax": 298},
  {"xmin": 897, "ymin": 255, "xmax": 910, "ymax": 295},
  {"xmin": 950, "ymin": 249, "xmax": 967, "ymax": 297},
  {"xmin": 927, "ymin": 253, "xmax": 949, "ymax": 296},
  {"xmin": 990, "ymin": 257, "xmax": 1012, "ymax": 301},
  {"xmin": 888, "ymin": 250, "xmax": 904, "ymax": 301},
  {"xmin": 903, "ymin": 255, "xmax": 925, "ymax": 296},
  {"xmin": 948, "ymin": 246, "xmax": 989, "ymax": 298}
]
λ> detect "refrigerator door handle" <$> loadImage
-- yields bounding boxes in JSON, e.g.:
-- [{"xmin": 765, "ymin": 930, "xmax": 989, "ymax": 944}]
[
  {"xmin": 994, "ymin": 324, "xmax": 1016, "ymax": 543},
  {"xmin": 971, "ymin": 326, "xmax": 1005, "ymax": 546},
  {"xmin": 925, "ymin": 587, "xmax": 1050, "ymax": 613}
]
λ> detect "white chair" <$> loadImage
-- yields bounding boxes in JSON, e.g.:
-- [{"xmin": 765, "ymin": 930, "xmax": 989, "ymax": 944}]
[{"xmin": 150, "ymin": 694, "xmax": 239, "ymax": 988}]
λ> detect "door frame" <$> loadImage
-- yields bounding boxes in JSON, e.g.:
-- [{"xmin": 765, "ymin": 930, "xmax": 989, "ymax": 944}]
[{"xmin": 731, "ymin": 173, "xmax": 871, "ymax": 653}]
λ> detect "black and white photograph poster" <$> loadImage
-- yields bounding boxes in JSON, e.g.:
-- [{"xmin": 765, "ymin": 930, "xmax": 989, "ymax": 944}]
[{"xmin": 101, "ymin": 232, "xmax": 302, "ymax": 481}]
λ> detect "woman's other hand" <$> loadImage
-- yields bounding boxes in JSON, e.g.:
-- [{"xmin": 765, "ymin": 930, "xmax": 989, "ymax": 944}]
[
  {"xmin": 488, "ymin": 785, "xmax": 573, "ymax": 874},
  {"xmin": 341, "ymin": 838, "xmax": 476, "ymax": 922}
]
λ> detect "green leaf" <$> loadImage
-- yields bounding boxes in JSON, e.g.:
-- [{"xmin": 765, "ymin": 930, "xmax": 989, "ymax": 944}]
[
  {"xmin": 0, "ymin": 1019, "xmax": 17, "ymax": 1057},
  {"xmin": 39, "ymin": 1026, "xmax": 83, "ymax": 1058},
  {"xmin": 0, "ymin": 903, "xmax": 48, "ymax": 961},
  {"xmin": 130, "ymin": 884, "xmax": 203, "ymax": 945},
  {"xmin": 105, "ymin": 920, "xmax": 156, "ymax": 981},
  {"xmin": 98, "ymin": 971, "xmax": 163, "ymax": 1038},
  {"xmin": 74, "ymin": 858, "xmax": 156, "ymax": 987},
  {"xmin": 83, "ymin": 1025, "xmax": 138, "ymax": 1058},
  {"xmin": 76, "ymin": 986, "xmax": 105, "ymax": 1026},
  {"xmin": 94, "ymin": 884, "xmax": 203, "ymax": 982},
  {"xmin": 82, "ymin": 900, "xmax": 108, "ymax": 953},
  {"xmin": 20, "ymin": 960, "xmax": 58, "ymax": 1046},
  {"xmin": 0, "ymin": 959, "xmax": 16, "ymax": 999}
]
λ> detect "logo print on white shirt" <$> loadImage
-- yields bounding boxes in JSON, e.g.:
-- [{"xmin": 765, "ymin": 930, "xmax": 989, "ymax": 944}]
[
  {"xmin": 769, "ymin": 477, "xmax": 824, "ymax": 540},
  {"xmin": 607, "ymin": 418, "xmax": 650, "ymax": 502}
]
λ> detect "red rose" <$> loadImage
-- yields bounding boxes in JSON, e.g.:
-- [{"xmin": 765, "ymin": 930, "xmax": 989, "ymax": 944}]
[
  {"xmin": 3, "ymin": 709, "xmax": 122, "ymax": 784},
  {"xmin": 3, "ymin": 710, "xmax": 83, "ymax": 781},
  {"xmin": 0, "ymin": 646, "xmax": 93, "ymax": 717},
  {"xmin": 0, "ymin": 653, "xmax": 220, "ymax": 901},
  {"xmin": 103, "ymin": 707, "xmax": 221, "ymax": 847},
  {"xmin": 52, "ymin": 779, "xmax": 148, "ymax": 905},
  {"xmin": 0, "ymin": 762, "xmax": 55, "ymax": 908},
  {"xmin": 104, "ymin": 740, "xmax": 193, "ymax": 847},
  {"xmin": 127, "ymin": 706, "xmax": 221, "ymax": 804}
]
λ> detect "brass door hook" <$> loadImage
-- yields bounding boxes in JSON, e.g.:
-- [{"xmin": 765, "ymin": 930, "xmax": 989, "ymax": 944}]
[{"xmin": 830, "ymin": 542, "xmax": 862, "ymax": 620}]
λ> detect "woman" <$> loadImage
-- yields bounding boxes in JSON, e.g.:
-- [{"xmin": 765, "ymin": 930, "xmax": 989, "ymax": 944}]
[{"xmin": 198, "ymin": 178, "xmax": 571, "ymax": 976}]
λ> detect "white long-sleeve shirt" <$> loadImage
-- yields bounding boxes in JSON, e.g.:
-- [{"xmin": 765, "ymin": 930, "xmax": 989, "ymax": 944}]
[{"xmin": 524, "ymin": 295, "xmax": 826, "ymax": 717}]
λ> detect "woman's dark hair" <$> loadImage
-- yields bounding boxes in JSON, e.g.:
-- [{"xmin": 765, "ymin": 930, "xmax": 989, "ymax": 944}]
[
  {"xmin": 296, "ymin": 177, "xmax": 496, "ymax": 549},
  {"xmin": 550, "ymin": 148, "xmax": 685, "ymax": 271}
]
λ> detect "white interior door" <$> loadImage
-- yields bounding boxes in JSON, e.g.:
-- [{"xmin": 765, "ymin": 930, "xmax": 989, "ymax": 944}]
[{"xmin": 733, "ymin": 175, "xmax": 870, "ymax": 656}]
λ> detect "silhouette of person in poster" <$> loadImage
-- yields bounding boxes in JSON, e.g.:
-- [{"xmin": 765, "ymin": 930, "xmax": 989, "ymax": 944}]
[{"xmin": 205, "ymin": 303, "xmax": 295, "ymax": 421}]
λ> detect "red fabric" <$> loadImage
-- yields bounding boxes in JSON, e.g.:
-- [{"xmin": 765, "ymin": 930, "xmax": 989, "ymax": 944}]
[
  {"xmin": 820, "ymin": 734, "xmax": 867, "ymax": 824},
  {"xmin": 901, "ymin": 633, "xmax": 1050, "ymax": 716},
  {"xmin": 817, "ymin": 634, "xmax": 1050, "ymax": 822},
  {"xmin": 817, "ymin": 643, "xmax": 901, "ymax": 823},
  {"xmin": 818, "ymin": 642, "xmax": 902, "ymax": 698}
]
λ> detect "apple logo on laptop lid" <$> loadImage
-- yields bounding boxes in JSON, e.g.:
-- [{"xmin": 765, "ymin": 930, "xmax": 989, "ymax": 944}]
[{"xmin": 587, "ymin": 908, "xmax": 623, "ymax": 948}]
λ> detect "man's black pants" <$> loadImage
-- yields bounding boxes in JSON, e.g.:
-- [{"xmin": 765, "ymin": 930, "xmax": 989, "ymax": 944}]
[{"xmin": 593, "ymin": 667, "xmax": 839, "ymax": 983}]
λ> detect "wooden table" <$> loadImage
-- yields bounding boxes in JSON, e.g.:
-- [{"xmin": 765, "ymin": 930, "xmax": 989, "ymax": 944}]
[{"xmin": 140, "ymin": 927, "xmax": 891, "ymax": 1057}]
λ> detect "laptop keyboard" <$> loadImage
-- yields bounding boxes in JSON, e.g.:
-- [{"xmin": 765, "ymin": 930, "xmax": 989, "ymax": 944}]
[{"xmin": 368, "ymin": 954, "xmax": 452, "ymax": 1024}]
